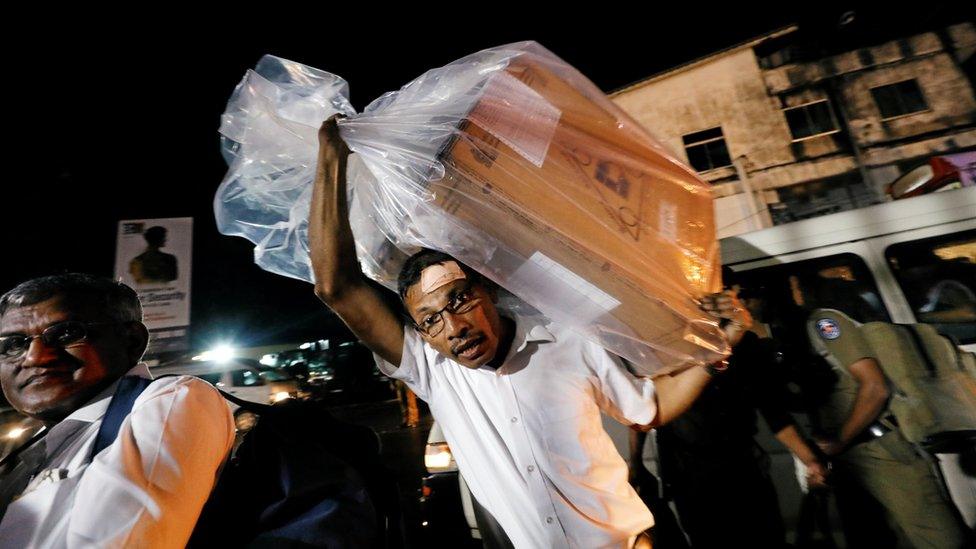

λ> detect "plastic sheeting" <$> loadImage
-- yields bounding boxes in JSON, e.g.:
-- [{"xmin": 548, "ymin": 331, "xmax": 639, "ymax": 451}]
[{"xmin": 216, "ymin": 42, "xmax": 728, "ymax": 373}]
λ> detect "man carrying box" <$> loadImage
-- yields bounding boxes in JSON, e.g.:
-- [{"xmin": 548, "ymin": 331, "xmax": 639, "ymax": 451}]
[{"xmin": 309, "ymin": 116, "xmax": 747, "ymax": 548}]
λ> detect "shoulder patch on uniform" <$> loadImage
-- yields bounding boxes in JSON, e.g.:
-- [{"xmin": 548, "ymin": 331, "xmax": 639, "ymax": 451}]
[{"xmin": 816, "ymin": 318, "xmax": 841, "ymax": 340}]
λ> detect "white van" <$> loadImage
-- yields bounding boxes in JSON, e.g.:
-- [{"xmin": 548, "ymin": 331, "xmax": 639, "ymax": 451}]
[
  {"xmin": 722, "ymin": 186, "xmax": 975, "ymax": 353},
  {"xmin": 720, "ymin": 186, "xmax": 976, "ymax": 533},
  {"xmin": 424, "ymin": 187, "xmax": 976, "ymax": 543}
]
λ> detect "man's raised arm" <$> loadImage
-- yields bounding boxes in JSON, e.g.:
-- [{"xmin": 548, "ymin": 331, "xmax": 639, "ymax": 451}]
[
  {"xmin": 649, "ymin": 290, "xmax": 752, "ymax": 427},
  {"xmin": 308, "ymin": 115, "xmax": 405, "ymax": 366}
]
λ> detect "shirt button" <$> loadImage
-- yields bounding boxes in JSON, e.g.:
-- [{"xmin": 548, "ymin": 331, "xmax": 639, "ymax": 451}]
[
  {"xmin": 527, "ymin": 465, "xmax": 535, "ymax": 472},
  {"xmin": 546, "ymin": 517, "xmax": 554, "ymax": 524},
  {"xmin": 511, "ymin": 417, "xmax": 518, "ymax": 423}
]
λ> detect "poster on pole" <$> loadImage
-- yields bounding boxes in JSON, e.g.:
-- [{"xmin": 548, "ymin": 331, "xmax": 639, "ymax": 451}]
[{"xmin": 114, "ymin": 217, "xmax": 193, "ymax": 355}]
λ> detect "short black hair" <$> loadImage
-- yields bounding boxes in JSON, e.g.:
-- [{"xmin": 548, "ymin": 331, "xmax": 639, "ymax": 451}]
[
  {"xmin": 143, "ymin": 226, "xmax": 167, "ymax": 246},
  {"xmin": 0, "ymin": 273, "xmax": 143, "ymax": 322},
  {"xmin": 397, "ymin": 249, "xmax": 483, "ymax": 300}
]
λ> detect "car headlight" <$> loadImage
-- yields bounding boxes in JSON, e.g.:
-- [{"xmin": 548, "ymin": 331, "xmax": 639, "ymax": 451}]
[
  {"xmin": 5, "ymin": 426, "xmax": 28, "ymax": 440},
  {"xmin": 272, "ymin": 391, "xmax": 292, "ymax": 403},
  {"xmin": 424, "ymin": 442, "xmax": 457, "ymax": 473}
]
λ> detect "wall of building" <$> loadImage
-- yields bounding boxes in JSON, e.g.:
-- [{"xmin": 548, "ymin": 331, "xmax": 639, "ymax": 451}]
[
  {"xmin": 611, "ymin": 23, "xmax": 976, "ymax": 234},
  {"xmin": 613, "ymin": 47, "xmax": 795, "ymax": 198}
]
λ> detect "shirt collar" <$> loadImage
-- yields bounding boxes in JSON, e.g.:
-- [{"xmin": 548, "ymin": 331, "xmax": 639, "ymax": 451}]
[
  {"xmin": 63, "ymin": 363, "xmax": 153, "ymax": 424},
  {"xmin": 512, "ymin": 314, "xmax": 556, "ymax": 353},
  {"xmin": 485, "ymin": 314, "xmax": 555, "ymax": 375}
]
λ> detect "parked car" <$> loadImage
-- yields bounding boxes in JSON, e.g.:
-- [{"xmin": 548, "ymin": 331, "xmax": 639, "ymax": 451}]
[
  {"xmin": 151, "ymin": 358, "xmax": 300, "ymax": 405},
  {"xmin": 420, "ymin": 422, "xmax": 492, "ymax": 547},
  {"xmin": 261, "ymin": 339, "xmax": 395, "ymax": 405}
]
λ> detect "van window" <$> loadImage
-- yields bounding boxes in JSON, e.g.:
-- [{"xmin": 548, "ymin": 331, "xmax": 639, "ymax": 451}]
[
  {"xmin": 728, "ymin": 253, "xmax": 890, "ymax": 338},
  {"xmin": 885, "ymin": 229, "xmax": 976, "ymax": 344}
]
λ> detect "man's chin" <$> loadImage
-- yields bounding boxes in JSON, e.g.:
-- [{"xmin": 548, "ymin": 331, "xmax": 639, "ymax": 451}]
[
  {"xmin": 468, "ymin": 349, "xmax": 502, "ymax": 369},
  {"xmin": 22, "ymin": 400, "xmax": 76, "ymax": 424},
  {"xmin": 454, "ymin": 346, "xmax": 496, "ymax": 369},
  {"xmin": 20, "ymin": 387, "xmax": 94, "ymax": 423}
]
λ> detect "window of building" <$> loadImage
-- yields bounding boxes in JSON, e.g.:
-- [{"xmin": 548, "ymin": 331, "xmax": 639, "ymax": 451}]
[
  {"xmin": 784, "ymin": 100, "xmax": 839, "ymax": 141},
  {"xmin": 871, "ymin": 79, "xmax": 928, "ymax": 119},
  {"xmin": 758, "ymin": 47, "xmax": 796, "ymax": 70},
  {"xmin": 682, "ymin": 127, "xmax": 733, "ymax": 172},
  {"xmin": 771, "ymin": 173, "xmax": 880, "ymax": 224}
]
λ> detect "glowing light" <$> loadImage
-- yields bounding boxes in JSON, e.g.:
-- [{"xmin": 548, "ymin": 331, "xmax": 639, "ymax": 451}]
[
  {"xmin": 210, "ymin": 345, "xmax": 235, "ymax": 363},
  {"xmin": 272, "ymin": 391, "xmax": 291, "ymax": 403},
  {"xmin": 192, "ymin": 345, "xmax": 236, "ymax": 363},
  {"xmin": 424, "ymin": 443, "xmax": 456, "ymax": 472},
  {"xmin": 5, "ymin": 427, "xmax": 27, "ymax": 440}
]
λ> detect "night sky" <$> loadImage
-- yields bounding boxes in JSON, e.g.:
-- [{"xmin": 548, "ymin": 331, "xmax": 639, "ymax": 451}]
[{"xmin": 4, "ymin": 5, "xmax": 960, "ymax": 350}]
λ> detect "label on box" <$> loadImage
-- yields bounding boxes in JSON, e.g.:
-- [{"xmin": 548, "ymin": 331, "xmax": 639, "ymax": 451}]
[
  {"xmin": 659, "ymin": 201, "xmax": 678, "ymax": 243},
  {"xmin": 508, "ymin": 251, "xmax": 620, "ymax": 322},
  {"xmin": 469, "ymin": 71, "xmax": 561, "ymax": 168}
]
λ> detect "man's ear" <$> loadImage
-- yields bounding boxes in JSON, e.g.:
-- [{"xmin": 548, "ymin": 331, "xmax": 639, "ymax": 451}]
[
  {"xmin": 399, "ymin": 302, "xmax": 431, "ymax": 343},
  {"xmin": 126, "ymin": 322, "xmax": 151, "ymax": 364}
]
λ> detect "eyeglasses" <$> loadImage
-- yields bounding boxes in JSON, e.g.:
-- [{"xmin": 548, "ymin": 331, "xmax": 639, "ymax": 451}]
[
  {"xmin": 0, "ymin": 321, "xmax": 120, "ymax": 359},
  {"xmin": 413, "ymin": 286, "xmax": 483, "ymax": 337}
]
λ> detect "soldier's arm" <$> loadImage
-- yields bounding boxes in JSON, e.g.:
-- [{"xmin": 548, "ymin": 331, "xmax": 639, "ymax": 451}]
[
  {"xmin": 774, "ymin": 425, "xmax": 828, "ymax": 488},
  {"xmin": 309, "ymin": 115, "xmax": 404, "ymax": 366},
  {"xmin": 823, "ymin": 357, "xmax": 890, "ymax": 455}
]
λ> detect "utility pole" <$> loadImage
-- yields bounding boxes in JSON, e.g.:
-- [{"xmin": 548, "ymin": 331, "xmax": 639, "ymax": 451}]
[{"xmin": 733, "ymin": 156, "xmax": 772, "ymax": 230}]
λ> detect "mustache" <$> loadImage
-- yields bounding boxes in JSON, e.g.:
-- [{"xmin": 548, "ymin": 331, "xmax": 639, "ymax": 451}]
[
  {"xmin": 451, "ymin": 335, "xmax": 485, "ymax": 355},
  {"xmin": 20, "ymin": 367, "xmax": 77, "ymax": 389}
]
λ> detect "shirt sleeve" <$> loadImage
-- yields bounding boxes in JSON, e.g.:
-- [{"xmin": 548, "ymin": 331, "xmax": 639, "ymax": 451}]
[
  {"xmin": 374, "ymin": 325, "xmax": 434, "ymax": 402},
  {"xmin": 66, "ymin": 376, "xmax": 235, "ymax": 549},
  {"xmin": 586, "ymin": 343, "xmax": 658, "ymax": 427},
  {"xmin": 808, "ymin": 309, "xmax": 874, "ymax": 370}
]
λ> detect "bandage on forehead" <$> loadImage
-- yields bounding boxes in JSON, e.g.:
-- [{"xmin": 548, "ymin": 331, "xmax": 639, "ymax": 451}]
[{"xmin": 420, "ymin": 261, "xmax": 467, "ymax": 294}]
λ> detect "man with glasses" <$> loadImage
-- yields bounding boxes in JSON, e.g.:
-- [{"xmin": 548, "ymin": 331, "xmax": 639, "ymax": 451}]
[
  {"xmin": 0, "ymin": 273, "xmax": 234, "ymax": 547},
  {"xmin": 309, "ymin": 116, "xmax": 749, "ymax": 548}
]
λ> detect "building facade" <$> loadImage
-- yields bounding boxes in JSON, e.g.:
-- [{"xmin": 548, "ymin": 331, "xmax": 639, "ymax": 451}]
[{"xmin": 612, "ymin": 21, "xmax": 976, "ymax": 237}]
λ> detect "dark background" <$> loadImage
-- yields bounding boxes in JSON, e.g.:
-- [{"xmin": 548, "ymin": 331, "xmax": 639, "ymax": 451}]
[{"xmin": 3, "ymin": 4, "xmax": 965, "ymax": 349}]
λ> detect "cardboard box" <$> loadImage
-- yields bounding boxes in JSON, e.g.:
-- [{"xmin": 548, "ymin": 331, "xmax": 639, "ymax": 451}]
[{"xmin": 426, "ymin": 56, "xmax": 728, "ymax": 373}]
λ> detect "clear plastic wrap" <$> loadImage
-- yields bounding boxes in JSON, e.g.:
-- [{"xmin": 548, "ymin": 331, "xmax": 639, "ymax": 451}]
[{"xmin": 216, "ymin": 42, "xmax": 729, "ymax": 374}]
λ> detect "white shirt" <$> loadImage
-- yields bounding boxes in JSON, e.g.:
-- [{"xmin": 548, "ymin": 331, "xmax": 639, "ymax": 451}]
[
  {"xmin": 380, "ymin": 315, "xmax": 656, "ymax": 548},
  {"xmin": 0, "ymin": 364, "xmax": 235, "ymax": 548}
]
